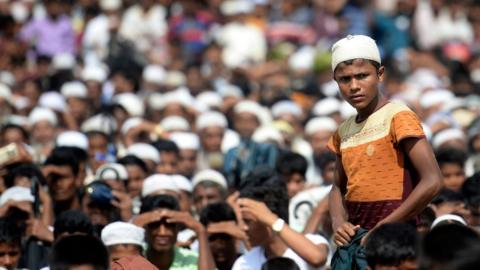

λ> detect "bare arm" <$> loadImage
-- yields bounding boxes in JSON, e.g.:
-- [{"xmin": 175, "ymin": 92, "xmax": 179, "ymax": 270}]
[{"xmin": 377, "ymin": 137, "xmax": 442, "ymax": 225}]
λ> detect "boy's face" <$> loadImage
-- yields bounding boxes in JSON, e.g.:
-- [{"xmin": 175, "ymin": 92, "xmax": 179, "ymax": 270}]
[
  {"xmin": 334, "ymin": 59, "xmax": 384, "ymax": 112},
  {"xmin": 285, "ymin": 172, "xmax": 305, "ymax": 198},
  {"xmin": 46, "ymin": 165, "xmax": 77, "ymax": 202},
  {"xmin": 242, "ymin": 211, "xmax": 271, "ymax": 247},
  {"xmin": 0, "ymin": 242, "xmax": 21, "ymax": 270},
  {"xmin": 440, "ymin": 163, "xmax": 465, "ymax": 192},
  {"xmin": 208, "ymin": 233, "xmax": 237, "ymax": 265},
  {"xmin": 145, "ymin": 219, "xmax": 178, "ymax": 253}
]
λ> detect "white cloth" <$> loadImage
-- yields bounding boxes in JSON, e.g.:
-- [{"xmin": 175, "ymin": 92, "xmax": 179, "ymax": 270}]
[
  {"xmin": 231, "ymin": 234, "xmax": 330, "ymax": 270},
  {"xmin": 101, "ymin": 221, "xmax": 145, "ymax": 246},
  {"xmin": 82, "ymin": 15, "xmax": 110, "ymax": 65}
]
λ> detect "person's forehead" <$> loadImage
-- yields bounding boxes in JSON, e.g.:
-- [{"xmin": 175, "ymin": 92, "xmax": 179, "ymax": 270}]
[{"xmin": 334, "ymin": 59, "xmax": 377, "ymax": 75}]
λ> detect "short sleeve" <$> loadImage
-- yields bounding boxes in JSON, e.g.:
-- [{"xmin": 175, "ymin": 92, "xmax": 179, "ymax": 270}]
[
  {"xmin": 327, "ymin": 131, "xmax": 341, "ymax": 155},
  {"xmin": 391, "ymin": 110, "xmax": 425, "ymax": 145}
]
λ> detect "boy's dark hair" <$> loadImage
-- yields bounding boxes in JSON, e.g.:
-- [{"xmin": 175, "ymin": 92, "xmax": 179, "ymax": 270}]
[
  {"xmin": 50, "ymin": 234, "xmax": 109, "ymax": 270},
  {"xmin": 151, "ymin": 139, "xmax": 180, "ymax": 154},
  {"xmin": 239, "ymin": 165, "xmax": 285, "ymax": 191},
  {"xmin": 240, "ymin": 188, "xmax": 289, "ymax": 223},
  {"xmin": 314, "ymin": 151, "xmax": 337, "ymax": 171},
  {"xmin": 4, "ymin": 163, "xmax": 47, "ymax": 187},
  {"xmin": 54, "ymin": 210, "xmax": 94, "ymax": 239},
  {"xmin": 62, "ymin": 146, "xmax": 88, "ymax": 163},
  {"xmin": 140, "ymin": 194, "xmax": 180, "ymax": 213},
  {"xmin": 431, "ymin": 189, "xmax": 465, "ymax": 205},
  {"xmin": 276, "ymin": 152, "xmax": 308, "ymax": 177},
  {"xmin": 435, "ymin": 148, "xmax": 467, "ymax": 168},
  {"xmin": 44, "ymin": 147, "xmax": 80, "ymax": 176},
  {"xmin": 0, "ymin": 217, "xmax": 22, "ymax": 247},
  {"xmin": 365, "ymin": 222, "xmax": 417, "ymax": 268},
  {"xmin": 419, "ymin": 224, "xmax": 480, "ymax": 270},
  {"xmin": 261, "ymin": 257, "xmax": 300, "ymax": 270},
  {"xmin": 117, "ymin": 155, "xmax": 148, "ymax": 173},
  {"xmin": 461, "ymin": 172, "xmax": 480, "ymax": 209},
  {"xmin": 418, "ymin": 206, "xmax": 436, "ymax": 230},
  {"xmin": 1, "ymin": 124, "xmax": 29, "ymax": 141},
  {"xmin": 199, "ymin": 202, "xmax": 236, "ymax": 226}
]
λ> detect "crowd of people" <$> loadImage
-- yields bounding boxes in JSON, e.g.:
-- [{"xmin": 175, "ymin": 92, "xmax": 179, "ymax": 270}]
[{"xmin": 0, "ymin": 0, "xmax": 480, "ymax": 269}]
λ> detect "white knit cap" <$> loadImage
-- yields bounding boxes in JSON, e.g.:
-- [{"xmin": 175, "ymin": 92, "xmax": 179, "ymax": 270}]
[
  {"xmin": 100, "ymin": 0, "xmax": 122, "ymax": 11},
  {"xmin": 81, "ymin": 114, "xmax": 117, "ymax": 135},
  {"xmin": 143, "ymin": 65, "xmax": 166, "ymax": 86},
  {"xmin": 170, "ymin": 132, "xmax": 200, "ymax": 150},
  {"xmin": 29, "ymin": 107, "xmax": 58, "ymax": 126},
  {"xmin": 271, "ymin": 100, "xmax": 302, "ymax": 118},
  {"xmin": 234, "ymin": 100, "xmax": 263, "ymax": 122},
  {"xmin": 196, "ymin": 111, "xmax": 228, "ymax": 130},
  {"xmin": 432, "ymin": 128, "xmax": 466, "ymax": 149},
  {"xmin": 0, "ymin": 186, "xmax": 34, "ymax": 206},
  {"xmin": 312, "ymin": 98, "xmax": 341, "ymax": 116},
  {"xmin": 56, "ymin": 131, "xmax": 89, "ymax": 151},
  {"xmin": 160, "ymin": 116, "xmax": 191, "ymax": 132},
  {"xmin": 95, "ymin": 163, "xmax": 128, "ymax": 181},
  {"xmin": 192, "ymin": 169, "xmax": 227, "ymax": 189},
  {"xmin": 431, "ymin": 214, "xmax": 467, "ymax": 228},
  {"xmin": 127, "ymin": 143, "xmax": 160, "ymax": 164},
  {"xmin": 82, "ymin": 65, "xmax": 107, "ymax": 82},
  {"xmin": 218, "ymin": 84, "xmax": 244, "ymax": 98},
  {"xmin": 171, "ymin": 175, "xmax": 193, "ymax": 193},
  {"xmin": 331, "ymin": 35, "xmax": 381, "ymax": 71},
  {"xmin": 252, "ymin": 126, "xmax": 284, "ymax": 146},
  {"xmin": 38, "ymin": 91, "xmax": 66, "ymax": 112},
  {"xmin": 61, "ymin": 81, "xmax": 88, "ymax": 98},
  {"xmin": 101, "ymin": 222, "xmax": 144, "ymax": 247},
  {"xmin": 52, "ymin": 53, "xmax": 76, "ymax": 70},
  {"xmin": 305, "ymin": 117, "xmax": 338, "ymax": 136},
  {"xmin": 113, "ymin": 93, "xmax": 145, "ymax": 117},
  {"xmin": 196, "ymin": 91, "xmax": 222, "ymax": 110},
  {"xmin": 142, "ymin": 174, "xmax": 179, "ymax": 197},
  {"xmin": 120, "ymin": 117, "xmax": 143, "ymax": 135}
]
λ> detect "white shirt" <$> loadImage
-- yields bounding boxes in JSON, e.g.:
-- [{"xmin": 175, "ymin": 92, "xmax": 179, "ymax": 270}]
[{"xmin": 231, "ymin": 234, "xmax": 330, "ymax": 270}]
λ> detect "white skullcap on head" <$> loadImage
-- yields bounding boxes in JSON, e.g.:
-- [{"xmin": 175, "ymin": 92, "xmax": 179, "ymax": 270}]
[
  {"xmin": 431, "ymin": 214, "xmax": 467, "ymax": 228},
  {"xmin": 56, "ymin": 131, "xmax": 89, "ymax": 151},
  {"xmin": 100, "ymin": 0, "xmax": 122, "ymax": 11},
  {"xmin": 101, "ymin": 222, "xmax": 144, "ymax": 247},
  {"xmin": 234, "ymin": 100, "xmax": 263, "ymax": 120},
  {"xmin": 82, "ymin": 65, "xmax": 107, "ymax": 82},
  {"xmin": 0, "ymin": 186, "xmax": 34, "ymax": 206},
  {"xmin": 221, "ymin": 0, "xmax": 254, "ymax": 16},
  {"xmin": 218, "ymin": 84, "xmax": 244, "ymax": 98},
  {"xmin": 305, "ymin": 117, "xmax": 338, "ymax": 136},
  {"xmin": 271, "ymin": 100, "xmax": 302, "ymax": 118},
  {"xmin": 81, "ymin": 114, "xmax": 117, "ymax": 135},
  {"xmin": 143, "ymin": 65, "xmax": 166, "ymax": 86},
  {"xmin": 164, "ymin": 71, "xmax": 186, "ymax": 88},
  {"xmin": 39, "ymin": 91, "xmax": 66, "ymax": 112},
  {"xmin": 420, "ymin": 89, "xmax": 455, "ymax": 109},
  {"xmin": 331, "ymin": 35, "xmax": 381, "ymax": 71},
  {"xmin": 222, "ymin": 129, "xmax": 241, "ymax": 153},
  {"xmin": 289, "ymin": 46, "xmax": 315, "ymax": 71},
  {"xmin": 171, "ymin": 175, "xmax": 193, "ymax": 193},
  {"xmin": 6, "ymin": 115, "xmax": 29, "ymax": 127},
  {"xmin": 142, "ymin": 174, "xmax": 179, "ymax": 197},
  {"xmin": 192, "ymin": 170, "xmax": 227, "ymax": 189},
  {"xmin": 95, "ymin": 163, "xmax": 128, "ymax": 181},
  {"xmin": 160, "ymin": 116, "xmax": 190, "ymax": 132},
  {"xmin": 113, "ymin": 93, "xmax": 145, "ymax": 117},
  {"xmin": 0, "ymin": 83, "xmax": 12, "ymax": 104},
  {"xmin": 196, "ymin": 91, "xmax": 222, "ymax": 110},
  {"xmin": 312, "ymin": 98, "xmax": 341, "ymax": 116},
  {"xmin": 196, "ymin": 111, "xmax": 227, "ymax": 131},
  {"xmin": 53, "ymin": 53, "xmax": 76, "ymax": 70},
  {"xmin": 127, "ymin": 143, "xmax": 160, "ymax": 164},
  {"xmin": 120, "ymin": 117, "xmax": 143, "ymax": 135},
  {"xmin": 61, "ymin": 81, "xmax": 88, "ymax": 98},
  {"xmin": 149, "ymin": 88, "xmax": 194, "ymax": 111},
  {"xmin": 170, "ymin": 132, "xmax": 200, "ymax": 150},
  {"xmin": 29, "ymin": 107, "xmax": 58, "ymax": 126},
  {"xmin": 252, "ymin": 126, "xmax": 284, "ymax": 146},
  {"xmin": 432, "ymin": 128, "xmax": 466, "ymax": 149}
]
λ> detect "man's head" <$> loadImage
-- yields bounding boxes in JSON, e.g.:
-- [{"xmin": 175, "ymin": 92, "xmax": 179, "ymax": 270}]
[
  {"xmin": 54, "ymin": 210, "xmax": 94, "ymax": 240},
  {"xmin": 44, "ymin": 147, "xmax": 80, "ymax": 203},
  {"xmin": 436, "ymin": 148, "xmax": 467, "ymax": 192},
  {"xmin": 101, "ymin": 222, "xmax": 144, "ymax": 261},
  {"xmin": 196, "ymin": 111, "xmax": 227, "ymax": 153},
  {"xmin": 0, "ymin": 218, "xmax": 22, "ymax": 270},
  {"xmin": 152, "ymin": 139, "xmax": 179, "ymax": 175},
  {"xmin": 276, "ymin": 152, "xmax": 307, "ymax": 198},
  {"xmin": 192, "ymin": 170, "xmax": 228, "ymax": 213},
  {"xmin": 365, "ymin": 222, "xmax": 417, "ymax": 270},
  {"xmin": 118, "ymin": 155, "xmax": 148, "ymax": 198},
  {"xmin": 233, "ymin": 101, "xmax": 262, "ymax": 139}
]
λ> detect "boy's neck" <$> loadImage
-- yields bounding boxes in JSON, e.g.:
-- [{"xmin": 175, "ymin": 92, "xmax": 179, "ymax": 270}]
[
  {"xmin": 263, "ymin": 235, "xmax": 288, "ymax": 259},
  {"xmin": 356, "ymin": 96, "xmax": 387, "ymax": 123},
  {"xmin": 146, "ymin": 248, "xmax": 175, "ymax": 270}
]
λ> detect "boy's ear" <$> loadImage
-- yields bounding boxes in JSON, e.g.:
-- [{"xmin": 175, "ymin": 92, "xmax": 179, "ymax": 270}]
[{"xmin": 378, "ymin": 66, "xmax": 385, "ymax": 82}]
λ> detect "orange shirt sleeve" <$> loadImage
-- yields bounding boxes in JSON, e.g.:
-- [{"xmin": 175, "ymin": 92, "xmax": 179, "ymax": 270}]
[
  {"xmin": 327, "ymin": 130, "xmax": 341, "ymax": 155},
  {"xmin": 390, "ymin": 110, "xmax": 425, "ymax": 145}
]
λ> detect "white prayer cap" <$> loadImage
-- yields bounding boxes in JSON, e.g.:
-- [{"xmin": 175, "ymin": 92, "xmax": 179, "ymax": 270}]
[
  {"xmin": 331, "ymin": 35, "xmax": 381, "ymax": 71},
  {"xmin": 127, "ymin": 143, "xmax": 160, "ymax": 164},
  {"xmin": 13, "ymin": 96, "xmax": 29, "ymax": 111},
  {"xmin": 29, "ymin": 107, "xmax": 57, "ymax": 126},
  {"xmin": 432, "ymin": 128, "xmax": 466, "ymax": 149},
  {"xmin": 170, "ymin": 132, "xmax": 200, "ymax": 150},
  {"xmin": 39, "ymin": 91, "xmax": 66, "ymax": 112},
  {"xmin": 52, "ymin": 53, "xmax": 76, "ymax": 70},
  {"xmin": 196, "ymin": 111, "xmax": 228, "ymax": 130},
  {"xmin": 81, "ymin": 114, "xmax": 117, "ymax": 135},
  {"xmin": 149, "ymin": 89, "xmax": 194, "ymax": 111},
  {"xmin": 120, "ymin": 117, "xmax": 143, "ymax": 135},
  {"xmin": 271, "ymin": 100, "xmax": 302, "ymax": 118},
  {"xmin": 0, "ymin": 186, "xmax": 34, "ymax": 206},
  {"xmin": 100, "ymin": 0, "xmax": 122, "ymax": 11},
  {"xmin": 221, "ymin": 0, "xmax": 254, "ymax": 16},
  {"xmin": 340, "ymin": 101, "xmax": 357, "ymax": 119},
  {"xmin": 61, "ymin": 81, "xmax": 88, "ymax": 98},
  {"xmin": 143, "ymin": 65, "xmax": 166, "ymax": 86},
  {"xmin": 252, "ymin": 126, "xmax": 284, "ymax": 146},
  {"xmin": 113, "ymin": 93, "xmax": 145, "ymax": 117},
  {"xmin": 56, "ymin": 131, "xmax": 89, "ymax": 151},
  {"xmin": 0, "ymin": 71, "xmax": 15, "ymax": 87},
  {"xmin": 171, "ymin": 175, "xmax": 193, "ymax": 193},
  {"xmin": 142, "ymin": 174, "xmax": 179, "ymax": 197},
  {"xmin": 234, "ymin": 100, "xmax": 263, "ymax": 120},
  {"xmin": 101, "ymin": 222, "xmax": 145, "ymax": 247},
  {"xmin": 218, "ymin": 84, "xmax": 244, "ymax": 98},
  {"xmin": 5, "ymin": 115, "xmax": 29, "ymax": 127},
  {"xmin": 196, "ymin": 91, "xmax": 222, "ymax": 110},
  {"xmin": 222, "ymin": 129, "xmax": 241, "ymax": 153},
  {"xmin": 305, "ymin": 117, "xmax": 338, "ymax": 136},
  {"xmin": 0, "ymin": 83, "xmax": 12, "ymax": 104},
  {"xmin": 82, "ymin": 65, "xmax": 107, "ymax": 82},
  {"xmin": 289, "ymin": 46, "xmax": 315, "ymax": 71},
  {"xmin": 164, "ymin": 71, "xmax": 186, "ymax": 88},
  {"xmin": 419, "ymin": 89, "xmax": 455, "ymax": 109},
  {"xmin": 160, "ymin": 116, "xmax": 190, "ymax": 132},
  {"xmin": 192, "ymin": 169, "xmax": 227, "ymax": 189},
  {"xmin": 312, "ymin": 97, "xmax": 341, "ymax": 116},
  {"xmin": 95, "ymin": 163, "xmax": 128, "ymax": 181},
  {"xmin": 431, "ymin": 214, "xmax": 467, "ymax": 228}
]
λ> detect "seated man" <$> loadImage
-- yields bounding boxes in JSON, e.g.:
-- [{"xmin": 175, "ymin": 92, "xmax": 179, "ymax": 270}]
[{"xmin": 133, "ymin": 194, "xmax": 214, "ymax": 270}]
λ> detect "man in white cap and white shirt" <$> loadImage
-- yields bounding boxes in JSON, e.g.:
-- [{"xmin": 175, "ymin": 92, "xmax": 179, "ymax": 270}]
[
  {"xmin": 28, "ymin": 107, "xmax": 58, "ymax": 162},
  {"xmin": 170, "ymin": 132, "xmax": 200, "ymax": 179},
  {"xmin": 196, "ymin": 111, "xmax": 228, "ymax": 171},
  {"xmin": 101, "ymin": 221, "xmax": 147, "ymax": 261}
]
